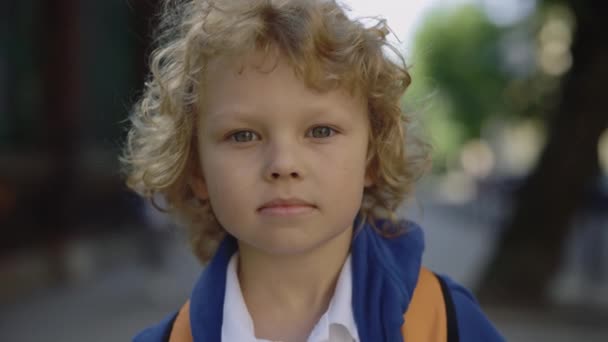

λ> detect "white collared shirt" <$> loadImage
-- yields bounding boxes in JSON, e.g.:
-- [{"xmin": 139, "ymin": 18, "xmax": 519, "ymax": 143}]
[{"xmin": 221, "ymin": 253, "xmax": 359, "ymax": 342}]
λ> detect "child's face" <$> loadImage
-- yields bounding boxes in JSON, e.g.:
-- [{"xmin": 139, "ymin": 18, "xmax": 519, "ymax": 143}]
[{"xmin": 192, "ymin": 52, "xmax": 373, "ymax": 256}]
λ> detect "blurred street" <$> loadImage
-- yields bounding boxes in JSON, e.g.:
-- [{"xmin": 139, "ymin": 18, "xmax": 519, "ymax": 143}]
[{"xmin": 1, "ymin": 185, "xmax": 607, "ymax": 342}]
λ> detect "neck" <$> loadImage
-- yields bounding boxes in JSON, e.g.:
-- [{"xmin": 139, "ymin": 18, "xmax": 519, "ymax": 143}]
[{"xmin": 236, "ymin": 226, "xmax": 353, "ymax": 340}]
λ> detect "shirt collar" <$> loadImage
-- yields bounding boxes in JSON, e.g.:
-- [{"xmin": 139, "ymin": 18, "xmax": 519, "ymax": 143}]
[
  {"xmin": 309, "ymin": 254, "xmax": 359, "ymax": 341},
  {"xmin": 222, "ymin": 253, "xmax": 258, "ymax": 341}
]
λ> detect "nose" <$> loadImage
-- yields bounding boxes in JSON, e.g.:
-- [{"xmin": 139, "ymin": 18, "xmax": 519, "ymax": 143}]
[{"xmin": 263, "ymin": 140, "xmax": 303, "ymax": 182}]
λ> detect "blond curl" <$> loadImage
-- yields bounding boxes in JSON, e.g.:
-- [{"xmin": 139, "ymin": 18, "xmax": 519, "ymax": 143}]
[{"xmin": 121, "ymin": 0, "xmax": 431, "ymax": 263}]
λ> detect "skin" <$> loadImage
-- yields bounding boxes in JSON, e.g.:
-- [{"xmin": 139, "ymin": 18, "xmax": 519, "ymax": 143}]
[{"xmin": 191, "ymin": 51, "xmax": 372, "ymax": 342}]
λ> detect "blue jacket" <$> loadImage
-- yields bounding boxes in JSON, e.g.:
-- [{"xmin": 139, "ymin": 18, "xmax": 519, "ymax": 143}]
[{"xmin": 133, "ymin": 218, "xmax": 505, "ymax": 341}]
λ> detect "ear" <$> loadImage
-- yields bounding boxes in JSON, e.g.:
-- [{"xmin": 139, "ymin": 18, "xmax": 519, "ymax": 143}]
[
  {"xmin": 364, "ymin": 161, "xmax": 375, "ymax": 187},
  {"xmin": 191, "ymin": 176, "xmax": 208, "ymax": 200},
  {"xmin": 190, "ymin": 168, "xmax": 209, "ymax": 201},
  {"xmin": 364, "ymin": 172, "xmax": 374, "ymax": 187},
  {"xmin": 364, "ymin": 149, "xmax": 375, "ymax": 188}
]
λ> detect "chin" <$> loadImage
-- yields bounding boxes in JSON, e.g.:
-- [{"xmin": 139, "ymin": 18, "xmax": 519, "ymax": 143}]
[
  {"xmin": 264, "ymin": 240, "xmax": 325, "ymax": 256},
  {"xmin": 241, "ymin": 233, "xmax": 329, "ymax": 257}
]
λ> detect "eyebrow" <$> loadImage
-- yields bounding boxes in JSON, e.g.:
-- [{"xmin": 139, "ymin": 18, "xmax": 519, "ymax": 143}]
[
  {"xmin": 206, "ymin": 107, "xmax": 259, "ymax": 126},
  {"xmin": 207, "ymin": 104, "xmax": 347, "ymax": 124}
]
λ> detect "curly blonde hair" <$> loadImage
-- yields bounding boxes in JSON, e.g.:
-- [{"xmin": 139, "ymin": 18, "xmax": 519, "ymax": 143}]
[{"xmin": 121, "ymin": 0, "xmax": 431, "ymax": 263}]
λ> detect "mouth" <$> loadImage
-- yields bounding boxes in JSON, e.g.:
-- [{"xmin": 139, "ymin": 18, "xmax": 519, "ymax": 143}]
[{"xmin": 257, "ymin": 198, "xmax": 317, "ymax": 216}]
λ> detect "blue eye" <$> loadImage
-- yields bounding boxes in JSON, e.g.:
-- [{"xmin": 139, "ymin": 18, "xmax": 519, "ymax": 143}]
[
  {"xmin": 309, "ymin": 126, "xmax": 336, "ymax": 138},
  {"xmin": 230, "ymin": 130, "xmax": 259, "ymax": 142}
]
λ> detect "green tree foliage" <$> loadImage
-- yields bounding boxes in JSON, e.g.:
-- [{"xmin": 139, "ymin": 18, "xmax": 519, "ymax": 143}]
[{"xmin": 406, "ymin": 5, "xmax": 516, "ymax": 169}]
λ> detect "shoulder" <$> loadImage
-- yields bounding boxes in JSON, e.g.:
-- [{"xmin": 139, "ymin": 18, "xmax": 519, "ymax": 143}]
[
  {"xmin": 436, "ymin": 274, "xmax": 506, "ymax": 342},
  {"xmin": 132, "ymin": 311, "xmax": 178, "ymax": 342}
]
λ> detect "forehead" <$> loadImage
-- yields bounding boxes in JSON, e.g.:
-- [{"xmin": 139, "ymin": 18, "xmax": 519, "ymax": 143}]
[
  {"xmin": 202, "ymin": 51, "xmax": 367, "ymax": 117},
  {"xmin": 204, "ymin": 51, "xmax": 286, "ymax": 95}
]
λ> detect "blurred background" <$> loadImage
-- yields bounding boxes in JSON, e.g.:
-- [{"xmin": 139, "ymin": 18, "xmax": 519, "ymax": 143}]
[{"xmin": 1, "ymin": 0, "xmax": 607, "ymax": 341}]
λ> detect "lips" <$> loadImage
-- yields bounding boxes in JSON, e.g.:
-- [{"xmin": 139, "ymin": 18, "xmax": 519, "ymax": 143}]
[
  {"xmin": 257, "ymin": 197, "xmax": 316, "ymax": 216},
  {"xmin": 258, "ymin": 198, "xmax": 315, "ymax": 210}
]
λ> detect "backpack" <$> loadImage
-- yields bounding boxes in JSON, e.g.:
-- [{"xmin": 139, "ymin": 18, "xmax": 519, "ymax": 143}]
[{"xmin": 168, "ymin": 267, "xmax": 459, "ymax": 342}]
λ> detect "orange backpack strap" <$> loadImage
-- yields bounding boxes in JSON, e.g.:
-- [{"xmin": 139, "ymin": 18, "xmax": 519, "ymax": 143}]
[
  {"xmin": 168, "ymin": 300, "xmax": 193, "ymax": 342},
  {"xmin": 401, "ymin": 267, "xmax": 459, "ymax": 342}
]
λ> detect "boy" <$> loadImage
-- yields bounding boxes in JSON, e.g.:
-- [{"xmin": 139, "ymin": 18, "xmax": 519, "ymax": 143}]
[{"xmin": 122, "ymin": 0, "xmax": 505, "ymax": 341}]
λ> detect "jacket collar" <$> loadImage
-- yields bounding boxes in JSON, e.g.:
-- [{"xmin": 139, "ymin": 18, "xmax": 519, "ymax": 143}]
[
  {"xmin": 189, "ymin": 215, "xmax": 424, "ymax": 342},
  {"xmin": 350, "ymin": 217, "xmax": 424, "ymax": 341}
]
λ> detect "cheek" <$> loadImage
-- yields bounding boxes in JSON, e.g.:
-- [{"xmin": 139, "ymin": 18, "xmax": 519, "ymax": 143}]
[
  {"xmin": 200, "ymin": 149, "xmax": 255, "ymax": 216},
  {"xmin": 320, "ymin": 145, "xmax": 369, "ymax": 194},
  {"xmin": 333, "ymin": 139, "xmax": 369, "ymax": 176},
  {"xmin": 204, "ymin": 152, "xmax": 257, "ymax": 192},
  {"xmin": 202, "ymin": 154, "xmax": 233, "ymax": 195}
]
